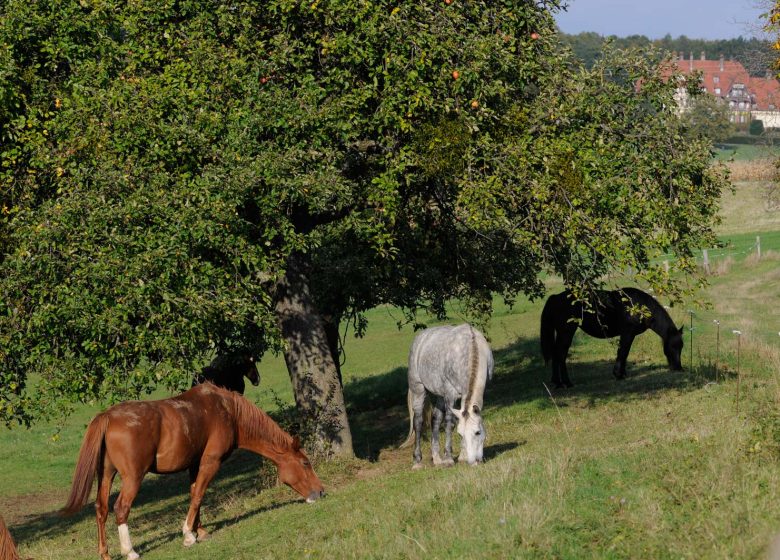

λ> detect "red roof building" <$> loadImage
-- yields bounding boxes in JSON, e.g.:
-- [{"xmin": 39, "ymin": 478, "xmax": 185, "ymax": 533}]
[{"xmin": 670, "ymin": 52, "xmax": 780, "ymax": 126}]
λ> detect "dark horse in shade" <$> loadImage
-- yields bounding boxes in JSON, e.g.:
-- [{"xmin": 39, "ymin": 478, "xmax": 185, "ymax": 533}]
[
  {"xmin": 540, "ymin": 287, "xmax": 684, "ymax": 388},
  {"xmin": 192, "ymin": 354, "xmax": 259, "ymax": 394}
]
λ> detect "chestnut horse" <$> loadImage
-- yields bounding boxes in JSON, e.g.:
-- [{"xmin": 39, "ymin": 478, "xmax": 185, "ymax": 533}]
[
  {"xmin": 0, "ymin": 514, "xmax": 20, "ymax": 560},
  {"xmin": 62, "ymin": 383, "xmax": 324, "ymax": 560}
]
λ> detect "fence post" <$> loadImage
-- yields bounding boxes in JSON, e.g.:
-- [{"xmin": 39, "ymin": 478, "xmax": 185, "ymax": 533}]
[
  {"xmin": 756, "ymin": 236, "xmax": 761, "ymax": 260},
  {"xmin": 688, "ymin": 310, "xmax": 695, "ymax": 371},
  {"xmin": 664, "ymin": 260, "xmax": 670, "ymax": 274},
  {"xmin": 702, "ymin": 249, "xmax": 710, "ymax": 274},
  {"xmin": 733, "ymin": 330, "xmax": 742, "ymax": 415},
  {"xmin": 713, "ymin": 320, "xmax": 720, "ymax": 382}
]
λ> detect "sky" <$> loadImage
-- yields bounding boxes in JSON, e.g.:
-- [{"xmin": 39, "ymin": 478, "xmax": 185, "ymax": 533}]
[{"xmin": 555, "ymin": 0, "xmax": 769, "ymax": 40}]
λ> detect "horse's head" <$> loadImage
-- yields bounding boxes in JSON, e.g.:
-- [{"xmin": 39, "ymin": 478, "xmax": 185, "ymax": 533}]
[
  {"xmin": 665, "ymin": 326, "xmax": 685, "ymax": 371},
  {"xmin": 452, "ymin": 404, "xmax": 486, "ymax": 465},
  {"xmin": 242, "ymin": 357, "xmax": 260, "ymax": 387},
  {"xmin": 276, "ymin": 437, "xmax": 324, "ymax": 503}
]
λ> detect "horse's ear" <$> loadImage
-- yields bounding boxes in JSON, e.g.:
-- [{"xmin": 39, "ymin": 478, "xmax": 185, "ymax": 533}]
[
  {"xmin": 292, "ymin": 436, "xmax": 301, "ymax": 451},
  {"xmin": 678, "ymin": 326, "xmax": 684, "ymax": 335},
  {"xmin": 451, "ymin": 408, "xmax": 463, "ymax": 421},
  {"xmin": 472, "ymin": 404, "xmax": 480, "ymax": 415}
]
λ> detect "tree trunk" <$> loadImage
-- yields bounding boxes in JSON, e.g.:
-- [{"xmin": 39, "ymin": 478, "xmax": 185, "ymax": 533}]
[
  {"xmin": 322, "ymin": 316, "xmax": 343, "ymax": 388},
  {"xmin": 273, "ymin": 254, "xmax": 353, "ymax": 457}
]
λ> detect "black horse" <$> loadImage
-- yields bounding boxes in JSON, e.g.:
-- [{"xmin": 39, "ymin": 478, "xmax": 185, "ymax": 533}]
[
  {"xmin": 540, "ymin": 287, "xmax": 684, "ymax": 388},
  {"xmin": 192, "ymin": 354, "xmax": 260, "ymax": 394}
]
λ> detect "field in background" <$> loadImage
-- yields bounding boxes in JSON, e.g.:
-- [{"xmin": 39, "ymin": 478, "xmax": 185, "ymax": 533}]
[
  {"xmin": 1, "ymin": 162, "xmax": 780, "ymax": 558},
  {"xmin": 715, "ymin": 142, "xmax": 780, "ymax": 162}
]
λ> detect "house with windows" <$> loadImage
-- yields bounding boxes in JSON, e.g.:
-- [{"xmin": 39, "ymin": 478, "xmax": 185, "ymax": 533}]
[{"xmin": 670, "ymin": 52, "xmax": 780, "ymax": 127}]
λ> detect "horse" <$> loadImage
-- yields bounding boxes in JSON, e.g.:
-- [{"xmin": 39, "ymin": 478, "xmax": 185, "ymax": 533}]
[
  {"xmin": 0, "ymin": 514, "xmax": 20, "ymax": 560},
  {"xmin": 540, "ymin": 287, "xmax": 684, "ymax": 388},
  {"xmin": 192, "ymin": 354, "xmax": 260, "ymax": 394},
  {"xmin": 400, "ymin": 324, "xmax": 494, "ymax": 468},
  {"xmin": 62, "ymin": 383, "xmax": 324, "ymax": 560}
]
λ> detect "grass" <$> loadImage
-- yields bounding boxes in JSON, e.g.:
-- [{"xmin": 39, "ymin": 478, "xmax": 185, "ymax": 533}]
[
  {"xmin": 3, "ymin": 181, "xmax": 780, "ymax": 559},
  {"xmin": 714, "ymin": 143, "xmax": 780, "ymax": 162},
  {"xmin": 716, "ymin": 180, "xmax": 780, "ymax": 235}
]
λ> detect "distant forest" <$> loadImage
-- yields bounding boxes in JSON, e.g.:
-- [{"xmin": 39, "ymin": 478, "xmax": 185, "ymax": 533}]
[{"xmin": 560, "ymin": 32, "xmax": 775, "ymax": 77}]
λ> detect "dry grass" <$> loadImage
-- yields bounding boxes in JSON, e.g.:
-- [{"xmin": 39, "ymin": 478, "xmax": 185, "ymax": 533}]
[
  {"xmin": 725, "ymin": 158, "xmax": 777, "ymax": 182},
  {"xmin": 717, "ymin": 182, "xmax": 780, "ymax": 235}
]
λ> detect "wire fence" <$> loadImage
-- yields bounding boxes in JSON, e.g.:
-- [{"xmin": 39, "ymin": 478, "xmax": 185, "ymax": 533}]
[
  {"xmin": 653, "ymin": 233, "xmax": 777, "ymax": 271},
  {"xmin": 679, "ymin": 308, "xmax": 779, "ymax": 415}
]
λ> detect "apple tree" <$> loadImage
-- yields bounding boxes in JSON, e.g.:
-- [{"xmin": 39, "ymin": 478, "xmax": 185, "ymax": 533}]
[{"xmin": 0, "ymin": 0, "xmax": 727, "ymax": 458}]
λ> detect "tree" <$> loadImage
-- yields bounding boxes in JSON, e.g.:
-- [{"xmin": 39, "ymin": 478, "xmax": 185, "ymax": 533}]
[
  {"xmin": 0, "ymin": 0, "xmax": 727, "ymax": 452},
  {"xmin": 681, "ymin": 94, "xmax": 735, "ymax": 144},
  {"xmin": 562, "ymin": 31, "xmax": 776, "ymax": 77},
  {"xmin": 750, "ymin": 118, "xmax": 766, "ymax": 135}
]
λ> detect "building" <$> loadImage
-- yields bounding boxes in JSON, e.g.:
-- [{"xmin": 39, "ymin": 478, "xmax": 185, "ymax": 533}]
[{"xmin": 670, "ymin": 52, "xmax": 780, "ymax": 127}]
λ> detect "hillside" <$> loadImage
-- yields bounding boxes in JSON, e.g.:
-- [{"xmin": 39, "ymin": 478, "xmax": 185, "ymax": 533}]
[{"xmin": 1, "ymin": 170, "xmax": 779, "ymax": 559}]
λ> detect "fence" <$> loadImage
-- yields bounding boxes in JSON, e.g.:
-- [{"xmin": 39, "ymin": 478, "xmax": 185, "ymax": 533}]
[{"xmin": 654, "ymin": 233, "xmax": 778, "ymax": 275}]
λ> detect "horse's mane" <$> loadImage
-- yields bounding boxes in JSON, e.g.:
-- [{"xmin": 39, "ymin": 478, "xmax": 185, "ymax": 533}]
[
  {"xmin": 464, "ymin": 325, "xmax": 480, "ymax": 412},
  {"xmin": 228, "ymin": 390, "xmax": 294, "ymax": 450},
  {"xmin": 617, "ymin": 288, "xmax": 678, "ymax": 338}
]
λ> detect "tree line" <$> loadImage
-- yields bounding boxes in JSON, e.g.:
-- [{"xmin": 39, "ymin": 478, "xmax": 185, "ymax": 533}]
[{"xmin": 561, "ymin": 32, "xmax": 775, "ymax": 76}]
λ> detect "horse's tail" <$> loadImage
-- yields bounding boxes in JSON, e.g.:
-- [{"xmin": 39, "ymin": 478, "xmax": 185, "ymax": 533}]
[
  {"xmin": 399, "ymin": 390, "xmax": 431, "ymax": 448},
  {"xmin": 61, "ymin": 413, "xmax": 110, "ymax": 516},
  {"xmin": 399, "ymin": 389, "xmax": 415, "ymax": 448},
  {"xmin": 0, "ymin": 514, "xmax": 19, "ymax": 560},
  {"xmin": 540, "ymin": 295, "xmax": 557, "ymax": 365}
]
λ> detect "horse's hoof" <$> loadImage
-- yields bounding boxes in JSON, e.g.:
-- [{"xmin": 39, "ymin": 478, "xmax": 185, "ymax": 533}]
[
  {"xmin": 127, "ymin": 551, "xmax": 140, "ymax": 560},
  {"xmin": 183, "ymin": 532, "xmax": 197, "ymax": 547},
  {"xmin": 411, "ymin": 462, "xmax": 424, "ymax": 470},
  {"xmin": 197, "ymin": 528, "xmax": 210, "ymax": 542},
  {"xmin": 441, "ymin": 458, "xmax": 455, "ymax": 467}
]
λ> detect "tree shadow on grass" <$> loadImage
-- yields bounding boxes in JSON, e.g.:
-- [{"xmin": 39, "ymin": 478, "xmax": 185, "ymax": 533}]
[
  {"xmin": 343, "ymin": 333, "xmax": 713, "ymax": 461},
  {"xmin": 10, "ymin": 333, "xmax": 714, "ymax": 549},
  {"xmin": 133, "ymin": 498, "xmax": 298, "ymax": 556},
  {"xmin": 10, "ymin": 448, "xmax": 271, "ymax": 549}
]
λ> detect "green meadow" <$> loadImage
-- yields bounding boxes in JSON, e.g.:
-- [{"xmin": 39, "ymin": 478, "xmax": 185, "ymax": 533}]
[{"xmin": 2, "ymin": 176, "xmax": 780, "ymax": 559}]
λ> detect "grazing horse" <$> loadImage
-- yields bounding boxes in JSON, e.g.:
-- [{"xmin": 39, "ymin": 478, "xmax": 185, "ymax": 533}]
[
  {"xmin": 540, "ymin": 287, "xmax": 684, "ymax": 388},
  {"xmin": 192, "ymin": 354, "xmax": 260, "ymax": 394},
  {"xmin": 0, "ymin": 514, "xmax": 20, "ymax": 560},
  {"xmin": 401, "ymin": 324, "xmax": 494, "ymax": 468},
  {"xmin": 62, "ymin": 383, "xmax": 324, "ymax": 560}
]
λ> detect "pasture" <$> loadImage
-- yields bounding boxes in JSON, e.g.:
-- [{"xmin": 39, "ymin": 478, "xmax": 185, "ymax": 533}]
[{"xmin": 1, "ymin": 174, "xmax": 780, "ymax": 559}]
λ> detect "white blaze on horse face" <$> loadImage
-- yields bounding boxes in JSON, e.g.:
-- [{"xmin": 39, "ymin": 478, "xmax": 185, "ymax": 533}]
[
  {"xmin": 118, "ymin": 524, "xmax": 140, "ymax": 559},
  {"xmin": 455, "ymin": 410, "xmax": 486, "ymax": 465}
]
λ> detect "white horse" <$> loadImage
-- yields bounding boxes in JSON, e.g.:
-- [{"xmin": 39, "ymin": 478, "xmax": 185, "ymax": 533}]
[{"xmin": 400, "ymin": 324, "xmax": 493, "ymax": 468}]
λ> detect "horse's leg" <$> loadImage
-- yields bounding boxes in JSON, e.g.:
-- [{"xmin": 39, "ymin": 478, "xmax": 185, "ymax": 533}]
[
  {"xmin": 96, "ymin": 462, "xmax": 117, "ymax": 560},
  {"xmin": 188, "ymin": 464, "xmax": 210, "ymax": 542},
  {"xmin": 113, "ymin": 474, "xmax": 143, "ymax": 560},
  {"xmin": 554, "ymin": 325, "xmax": 577, "ymax": 388},
  {"xmin": 183, "ymin": 457, "xmax": 221, "ymax": 547},
  {"xmin": 411, "ymin": 390, "xmax": 426, "ymax": 469},
  {"xmin": 613, "ymin": 333, "xmax": 635, "ymax": 379},
  {"xmin": 431, "ymin": 397, "xmax": 445, "ymax": 466},
  {"xmin": 442, "ymin": 399, "xmax": 456, "ymax": 466}
]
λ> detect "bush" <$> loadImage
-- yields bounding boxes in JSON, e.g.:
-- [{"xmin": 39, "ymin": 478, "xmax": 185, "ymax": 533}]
[{"xmin": 750, "ymin": 119, "xmax": 765, "ymax": 136}]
